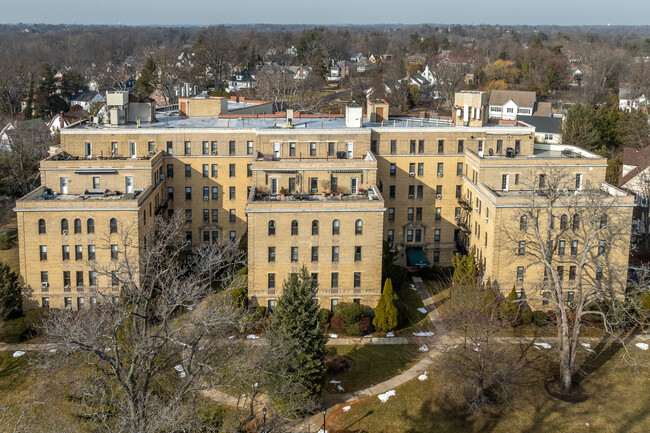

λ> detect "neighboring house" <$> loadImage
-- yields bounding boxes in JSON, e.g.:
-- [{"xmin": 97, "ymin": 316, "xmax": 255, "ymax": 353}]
[
  {"xmin": 619, "ymin": 88, "xmax": 647, "ymax": 113},
  {"xmin": 369, "ymin": 54, "xmax": 392, "ymax": 64},
  {"xmin": 227, "ymin": 70, "xmax": 258, "ymax": 92},
  {"xmin": 289, "ymin": 65, "xmax": 312, "ymax": 80},
  {"xmin": 350, "ymin": 53, "xmax": 365, "ymax": 63},
  {"xmin": 488, "ymin": 90, "xmax": 552, "ymax": 121},
  {"xmin": 71, "ymin": 91, "xmax": 104, "ymax": 111},
  {"xmin": 48, "ymin": 106, "xmax": 89, "ymax": 134},
  {"xmin": 520, "ymin": 116, "xmax": 563, "ymax": 144},
  {"xmin": 405, "ymin": 64, "xmax": 439, "ymax": 100},
  {"xmin": 354, "ymin": 59, "xmax": 374, "ymax": 73},
  {"xmin": 327, "ymin": 61, "xmax": 350, "ymax": 82},
  {"xmin": 619, "ymin": 146, "xmax": 650, "ymax": 246},
  {"xmin": 0, "ymin": 118, "xmax": 51, "ymax": 151}
]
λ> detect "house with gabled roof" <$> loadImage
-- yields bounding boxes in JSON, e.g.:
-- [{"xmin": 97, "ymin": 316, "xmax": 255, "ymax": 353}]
[
  {"xmin": 71, "ymin": 91, "xmax": 104, "ymax": 111},
  {"xmin": 488, "ymin": 90, "xmax": 552, "ymax": 121}
]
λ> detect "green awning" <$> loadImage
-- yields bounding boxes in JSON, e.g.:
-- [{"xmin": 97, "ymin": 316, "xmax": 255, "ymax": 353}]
[{"xmin": 406, "ymin": 247, "xmax": 430, "ymax": 267}]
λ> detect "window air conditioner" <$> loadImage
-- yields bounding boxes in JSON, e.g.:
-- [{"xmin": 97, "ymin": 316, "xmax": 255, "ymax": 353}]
[
  {"xmin": 437, "ymin": 171, "xmax": 443, "ymax": 177},
  {"xmin": 64, "ymin": 284, "xmax": 70, "ymax": 289},
  {"xmin": 203, "ymin": 196, "xmax": 209, "ymax": 201},
  {"xmin": 41, "ymin": 282, "xmax": 49, "ymax": 288},
  {"xmin": 436, "ymin": 194, "xmax": 442, "ymax": 199},
  {"xmin": 62, "ymin": 230, "xmax": 68, "ymax": 235},
  {"xmin": 408, "ymin": 194, "xmax": 414, "ymax": 199},
  {"xmin": 484, "ymin": 217, "xmax": 489, "ymax": 223},
  {"xmin": 160, "ymin": 174, "xmax": 165, "ymax": 180},
  {"xmin": 475, "ymin": 207, "xmax": 479, "ymax": 212},
  {"xmin": 455, "ymin": 216, "xmax": 460, "ymax": 221},
  {"xmin": 409, "ymin": 172, "xmax": 415, "ymax": 177},
  {"xmin": 212, "ymin": 150, "xmax": 218, "ymax": 155},
  {"xmin": 517, "ymin": 277, "xmax": 523, "ymax": 282}
]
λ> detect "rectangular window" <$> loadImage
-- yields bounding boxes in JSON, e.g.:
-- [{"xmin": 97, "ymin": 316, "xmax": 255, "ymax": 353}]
[
  {"xmin": 501, "ymin": 174, "xmax": 509, "ymax": 191},
  {"xmin": 310, "ymin": 142, "xmax": 316, "ymax": 156},
  {"xmin": 518, "ymin": 241, "xmax": 526, "ymax": 255},
  {"xmin": 576, "ymin": 174, "xmax": 583, "ymax": 190},
  {"xmin": 417, "ymin": 185, "xmax": 423, "ymax": 199},
  {"xmin": 268, "ymin": 273, "xmax": 276, "ymax": 289},
  {"xmin": 389, "ymin": 163, "xmax": 396, "ymax": 176},
  {"xmin": 203, "ymin": 187, "xmax": 209, "ymax": 200},
  {"xmin": 203, "ymin": 209, "xmax": 209, "ymax": 223},
  {"xmin": 291, "ymin": 247, "xmax": 298, "ymax": 262},
  {"xmin": 229, "ymin": 231, "xmax": 236, "ymax": 241},
  {"xmin": 184, "ymin": 141, "xmax": 191, "ymax": 155},
  {"xmin": 416, "ymin": 207, "xmax": 423, "ymax": 221},
  {"xmin": 229, "ymin": 141, "xmax": 236, "ymax": 155},
  {"xmin": 390, "ymin": 140, "xmax": 397, "ymax": 154},
  {"xmin": 148, "ymin": 141, "xmax": 155, "ymax": 154},
  {"xmin": 229, "ymin": 186, "xmax": 235, "ymax": 200},
  {"xmin": 438, "ymin": 139, "xmax": 444, "ymax": 154},
  {"xmin": 202, "ymin": 141, "xmax": 209, "ymax": 155},
  {"xmin": 40, "ymin": 245, "xmax": 47, "ymax": 261},
  {"xmin": 437, "ymin": 162, "xmax": 444, "ymax": 176},
  {"xmin": 211, "ymin": 141, "xmax": 218, "ymax": 155},
  {"xmin": 434, "ymin": 229, "xmax": 441, "ymax": 242},
  {"xmin": 76, "ymin": 271, "xmax": 83, "ymax": 288},
  {"xmin": 409, "ymin": 185, "xmax": 415, "ymax": 198},
  {"xmin": 247, "ymin": 141, "xmax": 253, "ymax": 155},
  {"xmin": 311, "ymin": 246, "xmax": 319, "ymax": 262},
  {"xmin": 457, "ymin": 162, "xmax": 463, "ymax": 176},
  {"xmin": 387, "ymin": 229, "xmax": 394, "ymax": 243},
  {"xmin": 596, "ymin": 266, "xmax": 603, "ymax": 281},
  {"xmin": 435, "ymin": 207, "xmax": 442, "ymax": 221},
  {"xmin": 289, "ymin": 142, "xmax": 296, "ymax": 156},
  {"xmin": 436, "ymin": 185, "xmax": 442, "ymax": 196},
  {"xmin": 517, "ymin": 266, "xmax": 524, "ymax": 282},
  {"xmin": 406, "ymin": 228, "xmax": 413, "ymax": 242},
  {"xmin": 89, "ymin": 271, "xmax": 97, "ymax": 286},
  {"xmin": 458, "ymin": 140, "xmax": 464, "ymax": 153},
  {"xmin": 212, "ymin": 186, "xmax": 219, "ymax": 200},
  {"xmin": 371, "ymin": 140, "xmax": 378, "ymax": 154},
  {"xmin": 456, "ymin": 185, "xmax": 461, "ymax": 198},
  {"xmin": 515, "ymin": 140, "xmax": 521, "ymax": 154},
  {"xmin": 496, "ymin": 139, "xmax": 503, "ymax": 154},
  {"xmin": 88, "ymin": 245, "xmax": 95, "ymax": 260},
  {"xmin": 185, "ymin": 187, "xmax": 192, "ymax": 200},
  {"xmin": 417, "ymin": 163, "xmax": 424, "ymax": 176},
  {"xmin": 569, "ymin": 266, "xmax": 576, "ymax": 281},
  {"xmin": 64, "ymin": 297, "xmax": 72, "ymax": 309},
  {"xmin": 389, "ymin": 185, "xmax": 395, "ymax": 198},
  {"xmin": 92, "ymin": 177, "xmax": 100, "ymax": 189},
  {"xmin": 353, "ymin": 272, "xmax": 361, "ymax": 288},
  {"xmin": 229, "ymin": 164, "xmax": 235, "ymax": 177},
  {"xmin": 557, "ymin": 266, "xmax": 564, "ymax": 281},
  {"xmin": 332, "ymin": 246, "xmax": 339, "ymax": 262},
  {"xmin": 418, "ymin": 140, "xmax": 424, "ymax": 153},
  {"xmin": 212, "ymin": 209, "xmax": 218, "ymax": 222},
  {"xmin": 129, "ymin": 142, "xmax": 136, "ymax": 158},
  {"xmin": 571, "ymin": 240, "xmax": 578, "ymax": 256},
  {"xmin": 434, "ymin": 250, "xmax": 440, "ymax": 263},
  {"xmin": 354, "ymin": 246, "xmax": 362, "ymax": 262},
  {"xmin": 408, "ymin": 208, "xmax": 414, "ymax": 221},
  {"xmin": 558, "ymin": 240, "xmax": 565, "ymax": 255},
  {"xmin": 110, "ymin": 244, "xmax": 118, "ymax": 260},
  {"xmin": 229, "ymin": 209, "xmax": 236, "ymax": 222},
  {"xmin": 62, "ymin": 245, "xmax": 70, "ymax": 261},
  {"xmin": 515, "ymin": 174, "xmax": 520, "ymax": 185},
  {"xmin": 388, "ymin": 208, "xmax": 395, "ymax": 221},
  {"xmin": 268, "ymin": 247, "xmax": 276, "ymax": 263},
  {"xmin": 167, "ymin": 187, "xmax": 174, "ymax": 201},
  {"xmin": 331, "ymin": 272, "xmax": 339, "ymax": 288},
  {"xmin": 185, "ymin": 209, "xmax": 192, "ymax": 222},
  {"xmin": 247, "ymin": 164, "xmax": 252, "ymax": 177},
  {"xmin": 167, "ymin": 164, "xmax": 173, "ymax": 178},
  {"xmin": 185, "ymin": 164, "xmax": 191, "ymax": 178},
  {"xmin": 211, "ymin": 164, "xmax": 218, "ymax": 178},
  {"xmin": 328, "ymin": 142, "xmax": 335, "ymax": 156},
  {"xmin": 166, "ymin": 141, "xmax": 173, "ymax": 154},
  {"xmin": 202, "ymin": 164, "xmax": 209, "ymax": 177},
  {"xmin": 41, "ymin": 271, "xmax": 48, "ymax": 285},
  {"xmin": 410, "ymin": 140, "xmax": 416, "ymax": 154}
]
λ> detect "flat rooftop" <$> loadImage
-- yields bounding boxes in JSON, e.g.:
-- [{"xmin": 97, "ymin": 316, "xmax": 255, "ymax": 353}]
[
  {"xmin": 64, "ymin": 114, "xmax": 534, "ymax": 133},
  {"xmin": 20, "ymin": 186, "xmax": 148, "ymax": 202},
  {"xmin": 250, "ymin": 186, "xmax": 383, "ymax": 203}
]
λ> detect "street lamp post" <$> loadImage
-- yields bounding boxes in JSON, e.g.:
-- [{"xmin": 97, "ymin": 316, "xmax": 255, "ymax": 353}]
[
  {"xmin": 322, "ymin": 408, "xmax": 327, "ymax": 432},
  {"xmin": 262, "ymin": 407, "xmax": 267, "ymax": 433}
]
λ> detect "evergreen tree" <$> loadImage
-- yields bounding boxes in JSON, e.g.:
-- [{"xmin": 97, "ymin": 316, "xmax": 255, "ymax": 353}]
[
  {"xmin": 134, "ymin": 57, "xmax": 158, "ymax": 97},
  {"xmin": 373, "ymin": 278, "xmax": 398, "ymax": 332},
  {"xmin": 498, "ymin": 286, "xmax": 520, "ymax": 323},
  {"xmin": 268, "ymin": 267, "xmax": 327, "ymax": 406},
  {"xmin": 0, "ymin": 262, "xmax": 21, "ymax": 320},
  {"xmin": 452, "ymin": 252, "xmax": 478, "ymax": 286},
  {"xmin": 60, "ymin": 69, "xmax": 88, "ymax": 102}
]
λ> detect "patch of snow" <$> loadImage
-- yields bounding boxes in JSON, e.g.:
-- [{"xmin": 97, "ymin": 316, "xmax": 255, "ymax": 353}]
[
  {"xmin": 586, "ymin": 423, "xmax": 589, "ymax": 426},
  {"xmin": 12, "ymin": 351, "xmax": 25, "ymax": 358},
  {"xmin": 363, "ymin": 334, "xmax": 373, "ymax": 338},
  {"xmin": 581, "ymin": 343, "xmax": 595, "ymax": 353},
  {"xmin": 413, "ymin": 331, "xmax": 434, "ymax": 337},
  {"xmin": 337, "ymin": 384, "xmax": 345, "ymax": 392},
  {"xmin": 378, "ymin": 390, "xmax": 396, "ymax": 402},
  {"xmin": 534, "ymin": 342, "xmax": 552, "ymax": 350},
  {"xmin": 228, "ymin": 335, "xmax": 235, "ymax": 339},
  {"xmin": 419, "ymin": 344, "xmax": 429, "ymax": 352},
  {"xmin": 329, "ymin": 334, "xmax": 338, "ymax": 339},
  {"xmin": 317, "ymin": 429, "xmax": 327, "ymax": 433},
  {"xmin": 417, "ymin": 307, "xmax": 427, "ymax": 314},
  {"xmin": 635, "ymin": 342, "xmax": 649, "ymax": 351},
  {"xmin": 418, "ymin": 372, "xmax": 428, "ymax": 381},
  {"xmin": 342, "ymin": 405, "xmax": 351, "ymax": 412},
  {"xmin": 445, "ymin": 344, "xmax": 458, "ymax": 352},
  {"xmin": 104, "ymin": 347, "xmax": 111, "ymax": 352},
  {"xmin": 48, "ymin": 349, "xmax": 57, "ymax": 354},
  {"xmin": 386, "ymin": 332, "xmax": 395, "ymax": 338},
  {"xmin": 329, "ymin": 380, "xmax": 341, "ymax": 384},
  {"xmin": 246, "ymin": 334, "xmax": 259, "ymax": 339},
  {"xmin": 473, "ymin": 347, "xmax": 479, "ymax": 352},
  {"xmin": 409, "ymin": 284, "xmax": 417, "ymax": 291},
  {"xmin": 174, "ymin": 364, "xmax": 186, "ymax": 378}
]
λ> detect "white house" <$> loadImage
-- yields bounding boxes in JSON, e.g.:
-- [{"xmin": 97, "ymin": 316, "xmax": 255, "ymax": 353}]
[
  {"xmin": 488, "ymin": 90, "xmax": 536, "ymax": 120},
  {"xmin": 71, "ymin": 91, "xmax": 104, "ymax": 111},
  {"xmin": 619, "ymin": 88, "xmax": 647, "ymax": 112},
  {"xmin": 226, "ymin": 70, "xmax": 258, "ymax": 92}
]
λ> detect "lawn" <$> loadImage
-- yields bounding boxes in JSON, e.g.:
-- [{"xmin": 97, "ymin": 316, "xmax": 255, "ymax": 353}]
[
  {"xmin": 327, "ymin": 344, "xmax": 650, "ymax": 433},
  {"xmin": 0, "ymin": 245, "xmax": 19, "ymax": 275},
  {"xmin": 394, "ymin": 284, "xmax": 430, "ymax": 334},
  {"xmin": 324, "ymin": 344, "xmax": 419, "ymax": 393}
]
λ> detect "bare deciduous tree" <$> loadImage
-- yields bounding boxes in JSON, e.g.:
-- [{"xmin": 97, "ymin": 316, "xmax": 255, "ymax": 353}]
[{"xmin": 499, "ymin": 167, "xmax": 644, "ymax": 395}]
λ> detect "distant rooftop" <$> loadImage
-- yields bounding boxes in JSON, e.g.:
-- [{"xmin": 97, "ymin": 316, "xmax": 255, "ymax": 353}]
[{"xmin": 20, "ymin": 185, "xmax": 149, "ymax": 202}]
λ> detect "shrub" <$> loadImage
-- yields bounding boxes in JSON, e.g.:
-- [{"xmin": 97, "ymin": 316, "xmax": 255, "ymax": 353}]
[
  {"xmin": 521, "ymin": 311, "xmax": 532, "ymax": 325},
  {"xmin": 24, "ymin": 307, "xmax": 49, "ymax": 336},
  {"xmin": 532, "ymin": 310, "xmax": 548, "ymax": 327},
  {"xmin": 0, "ymin": 234, "xmax": 14, "ymax": 250},
  {"xmin": 345, "ymin": 322, "xmax": 362, "ymax": 336},
  {"xmin": 318, "ymin": 308, "xmax": 331, "ymax": 325},
  {"xmin": 373, "ymin": 278, "xmax": 399, "ymax": 332},
  {"xmin": 334, "ymin": 302, "xmax": 365, "ymax": 325},
  {"xmin": 498, "ymin": 287, "xmax": 520, "ymax": 324},
  {"xmin": 229, "ymin": 286, "xmax": 248, "ymax": 308},
  {"xmin": 330, "ymin": 316, "xmax": 345, "ymax": 334},
  {"xmin": 255, "ymin": 306, "xmax": 267, "ymax": 318},
  {"xmin": 358, "ymin": 316, "xmax": 373, "ymax": 335}
]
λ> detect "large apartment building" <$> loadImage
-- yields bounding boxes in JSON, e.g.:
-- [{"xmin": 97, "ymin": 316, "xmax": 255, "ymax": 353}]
[{"xmin": 15, "ymin": 92, "xmax": 633, "ymax": 311}]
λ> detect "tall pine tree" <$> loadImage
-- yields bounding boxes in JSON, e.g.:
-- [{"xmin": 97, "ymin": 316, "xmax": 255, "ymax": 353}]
[
  {"xmin": 268, "ymin": 267, "xmax": 327, "ymax": 408},
  {"xmin": 373, "ymin": 278, "xmax": 398, "ymax": 332}
]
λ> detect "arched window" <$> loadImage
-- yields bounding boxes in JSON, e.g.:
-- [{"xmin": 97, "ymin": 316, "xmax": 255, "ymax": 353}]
[
  {"xmin": 312, "ymin": 220, "xmax": 319, "ymax": 235},
  {"xmin": 110, "ymin": 218, "xmax": 118, "ymax": 234},
  {"xmin": 74, "ymin": 218, "xmax": 82, "ymax": 234},
  {"xmin": 332, "ymin": 219, "xmax": 340, "ymax": 235},
  {"xmin": 291, "ymin": 220, "xmax": 298, "ymax": 236},
  {"xmin": 520, "ymin": 215, "xmax": 527, "ymax": 231},
  {"xmin": 61, "ymin": 218, "xmax": 69, "ymax": 234},
  {"xmin": 600, "ymin": 214, "xmax": 607, "ymax": 229},
  {"xmin": 560, "ymin": 214, "xmax": 568, "ymax": 230},
  {"xmin": 268, "ymin": 220, "xmax": 276, "ymax": 236},
  {"xmin": 87, "ymin": 218, "xmax": 95, "ymax": 234},
  {"xmin": 573, "ymin": 214, "xmax": 580, "ymax": 231},
  {"xmin": 38, "ymin": 219, "xmax": 46, "ymax": 234},
  {"xmin": 355, "ymin": 219, "xmax": 363, "ymax": 235}
]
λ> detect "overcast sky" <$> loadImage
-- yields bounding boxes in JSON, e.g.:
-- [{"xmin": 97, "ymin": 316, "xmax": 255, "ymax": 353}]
[{"xmin": 3, "ymin": 0, "xmax": 649, "ymax": 26}]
